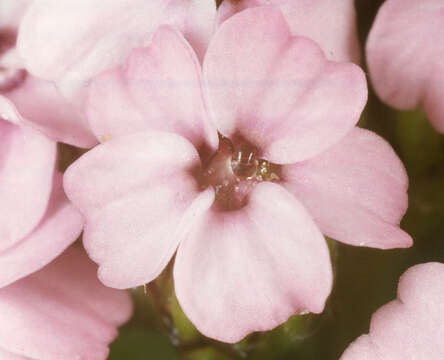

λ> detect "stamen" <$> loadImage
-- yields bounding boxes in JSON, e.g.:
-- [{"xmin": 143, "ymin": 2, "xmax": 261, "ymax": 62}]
[
  {"xmin": 231, "ymin": 143, "xmax": 258, "ymax": 178},
  {"xmin": 197, "ymin": 134, "xmax": 282, "ymax": 211}
]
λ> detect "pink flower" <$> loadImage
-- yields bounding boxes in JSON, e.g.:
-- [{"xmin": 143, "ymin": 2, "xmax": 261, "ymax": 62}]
[
  {"xmin": 0, "ymin": 246, "xmax": 133, "ymax": 360},
  {"xmin": 217, "ymin": 0, "xmax": 361, "ymax": 63},
  {"xmin": 340, "ymin": 262, "xmax": 444, "ymax": 360},
  {"xmin": 0, "ymin": 0, "xmax": 97, "ymax": 147},
  {"xmin": 65, "ymin": 7, "xmax": 411, "ymax": 342},
  {"xmin": 367, "ymin": 0, "xmax": 444, "ymax": 132},
  {"xmin": 0, "ymin": 95, "xmax": 83, "ymax": 287},
  {"xmin": 12, "ymin": 0, "xmax": 216, "ymax": 147}
]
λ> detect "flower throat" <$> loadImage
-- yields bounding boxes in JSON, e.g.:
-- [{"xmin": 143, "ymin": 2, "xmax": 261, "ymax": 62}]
[{"xmin": 198, "ymin": 135, "xmax": 281, "ymax": 211}]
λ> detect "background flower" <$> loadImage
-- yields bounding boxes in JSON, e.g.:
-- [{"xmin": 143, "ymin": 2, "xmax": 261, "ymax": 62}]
[
  {"xmin": 0, "ymin": 95, "xmax": 84, "ymax": 287},
  {"xmin": 367, "ymin": 0, "xmax": 444, "ymax": 132},
  {"xmin": 0, "ymin": 0, "xmax": 97, "ymax": 147},
  {"xmin": 340, "ymin": 262, "xmax": 444, "ymax": 360},
  {"xmin": 0, "ymin": 246, "xmax": 133, "ymax": 360},
  {"xmin": 12, "ymin": 0, "xmax": 216, "ymax": 147}
]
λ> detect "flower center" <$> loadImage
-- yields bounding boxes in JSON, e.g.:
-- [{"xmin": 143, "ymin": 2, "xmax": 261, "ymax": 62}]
[{"xmin": 199, "ymin": 135, "xmax": 281, "ymax": 211}]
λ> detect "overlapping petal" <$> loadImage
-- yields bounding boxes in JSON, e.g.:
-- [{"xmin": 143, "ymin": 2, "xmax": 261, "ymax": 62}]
[
  {"xmin": 0, "ymin": 247, "xmax": 133, "ymax": 360},
  {"xmin": 4, "ymin": 76, "xmax": 97, "ymax": 147},
  {"xmin": 0, "ymin": 173, "xmax": 84, "ymax": 288},
  {"xmin": 0, "ymin": 0, "xmax": 31, "ymax": 30},
  {"xmin": 64, "ymin": 131, "xmax": 206, "ymax": 289},
  {"xmin": 217, "ymin": 0, "xmax": 361, "ymax": 63},
  {"xmin": 367, "ymin": 0, "xmax": 444, "ymax": 132},
  {"xmin": 174, "ymin": 182, "xmax": 332, "ymax": 343},
  {"xmin": 0, "ymin": 95, "xmax": 56, "ymax": 251},
  {"xmin": 282, "ymin": 128, "xmax": 411, "ymax": 249},
  {"xmin": 88, "ymin": 26, "xmax": 218, "ymax": 151},
  {"xmin": 204, "ymin": 7, "xmax": 367, "ymax": 164},
  {"xmin": 17, "ymin": 0, "xmax": 216, "ymax": 100},
  {"xmin": 341, "ymin": 262, "xmax": 444, "ymax": 360}
]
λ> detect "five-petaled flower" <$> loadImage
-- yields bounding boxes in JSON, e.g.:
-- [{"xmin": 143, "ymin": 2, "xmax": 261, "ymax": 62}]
[{"xmin": 65, "ymin": 7, "xmax": 412, "ymax": 343}]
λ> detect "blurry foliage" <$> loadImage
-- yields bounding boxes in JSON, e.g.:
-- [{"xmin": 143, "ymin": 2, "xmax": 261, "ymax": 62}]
[
  {"xmin": 109, "ymin": 329, "xmax": 181, "ymax": 360},
  {"xmin": 64, "ymin": 0, "xmax": 444, "ymax": 358}
]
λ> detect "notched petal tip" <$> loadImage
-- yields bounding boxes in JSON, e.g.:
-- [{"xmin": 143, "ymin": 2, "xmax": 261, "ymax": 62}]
[{"xmin": 174, "ymin": 182, "xmax": 332, "ymax": 343}]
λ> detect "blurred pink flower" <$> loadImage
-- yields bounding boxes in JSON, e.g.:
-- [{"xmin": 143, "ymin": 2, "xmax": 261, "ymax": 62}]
[
  {"xmin": 11, "ymin": 0, "xmax": 216, "ymax": 147},
  {"xmin": 217, "ymin": 0, "xmax": 361, "ymax": 63},
  {"xmin": 341, "ymin": 262, "xmax": 444, "ymax": 360},
  {"xmin": 0, "ymin": 95, "xmax": 83, "ymax": 287},
  {"xmin": 367, "ymin": 0, "xmax": 444, "ymax": 132},
  {"xmin": 0, "ymin": 246, "xmax": 133, "ymax": 360},
  {"xmin": 0, "ymin": 0, "xmax": 98, "ymax": 148},
  {"xmin": 65, "ymin": 7, "xmax": 411, "ymax": 342}
]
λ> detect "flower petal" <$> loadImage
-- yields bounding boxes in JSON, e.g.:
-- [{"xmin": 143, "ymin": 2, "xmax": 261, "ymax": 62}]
[
  {"xmin": 217, "ymin": 0, "xmax": 361, "ymax": 63},
  {"xmin": 174, "ymin": 182, "xmax": 332, "ymax": 343},
  {"xmin": 0, "ymin": 96, "xmax": 56, "ymax": 251},
  {"xmin": 0, "ymin": 347, "xmax": 31, "ymax": 360},
  {"xmin": 0, "ymin": 247, "xmax": 133, "ymax": 360},
  {"xmin": 88, "ymin": 26, "xmax": 218, "ymax": 151},
  {"xmin": 366, "ymin": 0, "xmax": 444, "ymax": 132},
  {"xmin": 0, "ymin": 173, "xmax": 84, "ymax": 288},
  {"xmin": 282, "ymin": 128, "xmax": 412, "ymax": 249},
  {"xmin": 339, "ymin": 336, "xmax": 382, "ymax": 360},
  {"xmin": 341, "ymin": 262, "xmax": 444, "ymax": 360},
  {"xmin": 30, "ymin": 246, "xmax": 134, "ymax": 327},
  {"xmin": 0, "ymin": 0, "xmax": 31, "ymax": 30},
  {"xmin": 17, "ymin": 0, "xmax": 215, "ymax": 98},
  {"xmin": 4, "ymin": 75, "xmax": 97, "ymax": 147},
  {"xmin": 64, "ymin": 131, "xmax": 203, "ymax": 289},
  {"xmin": 204, "ymin": 6, "xmax": 367, "ymax": 164}
]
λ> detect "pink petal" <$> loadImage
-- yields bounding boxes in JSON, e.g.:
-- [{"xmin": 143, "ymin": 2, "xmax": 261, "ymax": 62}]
[
  {"xmin": 174, "ymin": 182, "xmax": 332, "ymax": 343},
  {"xmin": 88, "ymin": 26, "xmax": 218, "ymax": 151},
  {"xmin": 0, "ymin": 247, "xmax": 133, "ymax": 360},
  {"xmin": 0, "ymin": 95, "xmax": 56, "ymax": 252},
  {"xmin": 0, "ymin": 173, "xmax": 84, "ymax": 288},
  {"xmin": 30, "ymin": 246, "xmax": 134, "ymax": 326},
  {"xmin": 4, "ymin": 75, "xmax": 97, "ymax": 147},
  {"xmin": 0, "ymin": 47, "xmax": 24, "ymax": 70},
  {"xmin": 0, "ymin": 347, "xmax": 31, "ymax": 360},
  {"xmin": 0, "ymin": 0, "xmax": 31, "ymax": 30},
  {"xmin": 217, "ymin": 0, "xmax": 361, "ymax": 63},
  {"xmin": 282, "ymin": 127, "xmax": 412, "ymax": 249},
  {"xmin": 341, "ymin": 262, "xmax": 444, "ymax": 360},
  {"xmin": 366, "ymin": 0, "xmax": 444, "ymax": 132},
  {"xmin": 64, "ymin": 131, "xmax": 204, "ymax": 289},
  {"xmin": 339, "ymin": 336, "xmax": 382, "ymax": 360},
  {"xmin": 17, "ymin": 0, "xmax": 215, "ymax": 100},
  {"xmin": 204, "ymin": 6, "xmax": 367, "ymax": 164}
]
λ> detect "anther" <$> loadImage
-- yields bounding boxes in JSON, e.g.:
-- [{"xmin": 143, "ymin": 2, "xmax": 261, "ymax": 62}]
[{"xmin": 231, "ymin": 143, "xmax": 258, "ymax": 178}]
